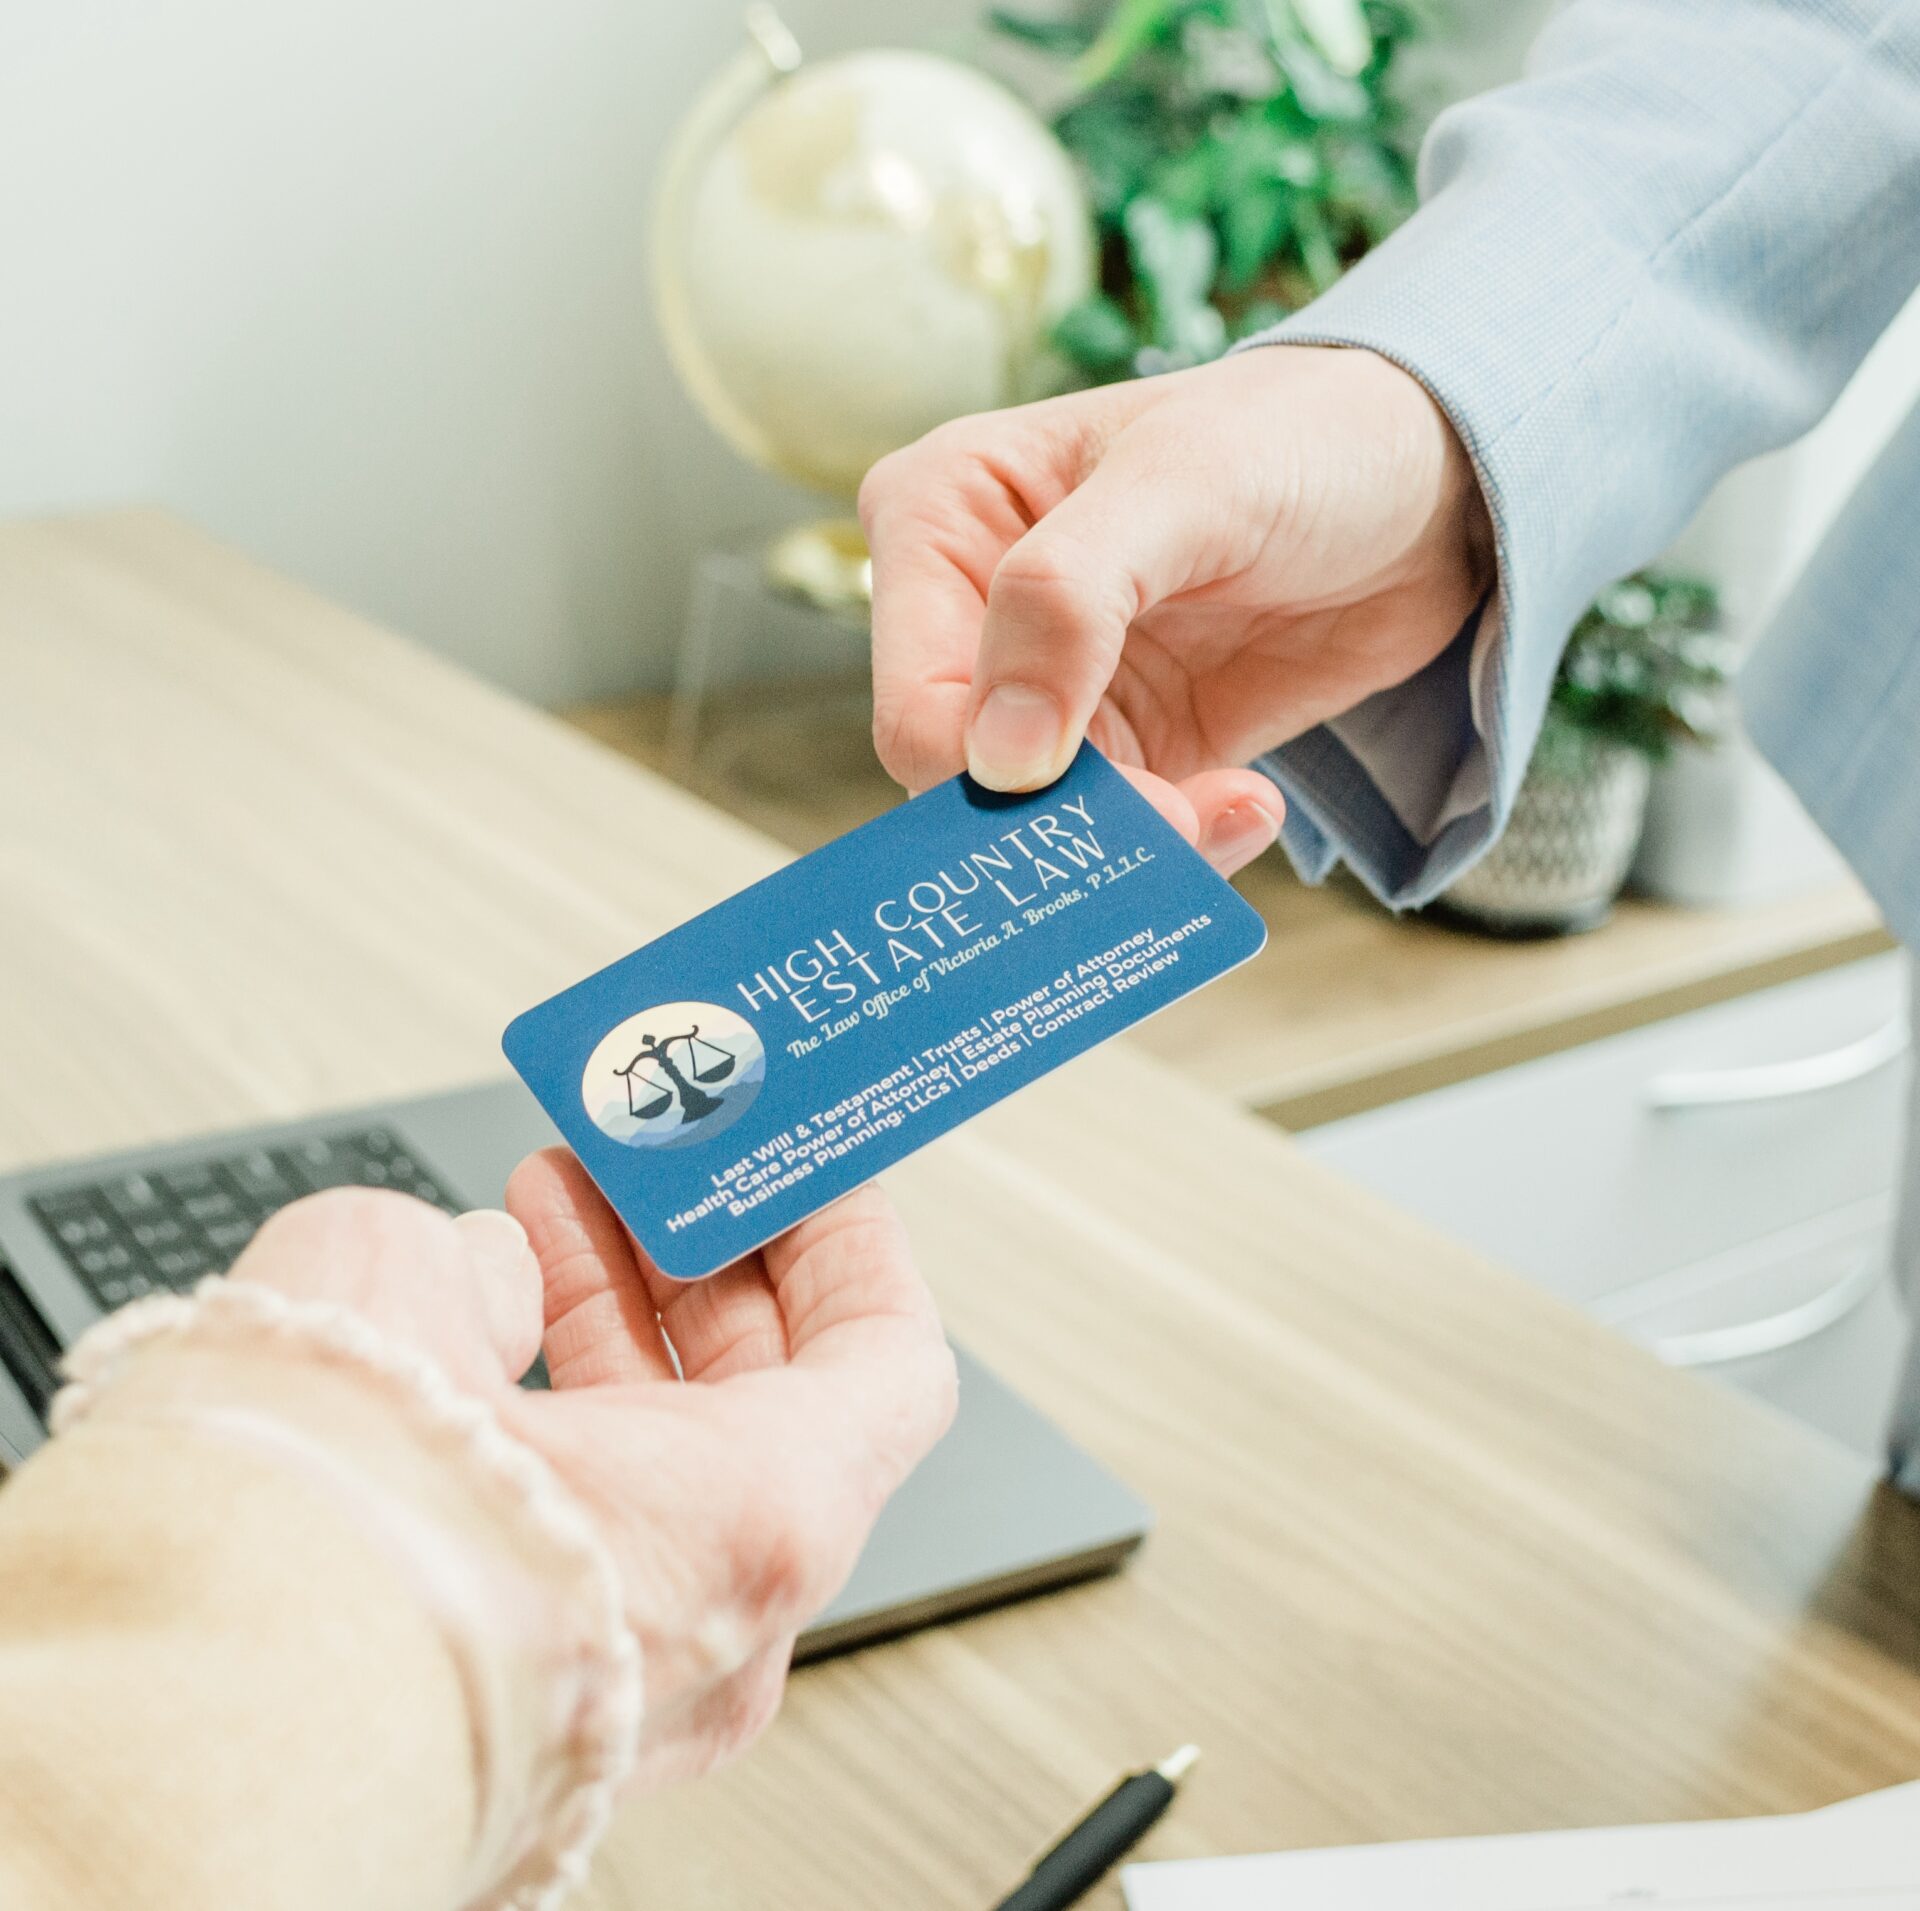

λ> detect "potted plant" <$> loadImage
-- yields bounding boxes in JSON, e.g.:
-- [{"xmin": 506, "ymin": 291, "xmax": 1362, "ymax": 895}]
[
  {"xmin": 1440, "ymin": 572, "xmax": 1733, "ymax": 936},
  {"xmin": 987, "ymin": 0, "xmax": 1423, "ymax": 380}
]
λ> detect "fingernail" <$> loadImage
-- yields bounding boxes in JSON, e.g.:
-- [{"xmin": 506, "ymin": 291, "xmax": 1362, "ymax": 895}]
[
  {"xmin": 1203, "ymin": 799, "xmax": 1281, "ymax": 874},
  {"xmin": 455, "ymin": 1207, "xmax": 531, "ymax": 1272},
  {"xmin": 966, "ymin": 683, "xmax": 1068, "ymax": 791}
]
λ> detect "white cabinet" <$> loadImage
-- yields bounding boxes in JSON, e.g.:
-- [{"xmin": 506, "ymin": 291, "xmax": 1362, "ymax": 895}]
[{"xmin": 1301, "ymin": 955, "xmax": 1912, "ymax": 1459}]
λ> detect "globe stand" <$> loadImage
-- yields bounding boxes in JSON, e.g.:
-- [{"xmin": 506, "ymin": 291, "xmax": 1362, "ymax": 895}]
[
  {"xmin": 765, "ymin": 517, "xmax": 872, "ymax": 613},
  {"xmin": 651, "ymin": 12, "xmax": 1093, "ymax": 796},
  {"xmin": 669, "ymin": 533, "xmax": 874, "ymax": 770}
]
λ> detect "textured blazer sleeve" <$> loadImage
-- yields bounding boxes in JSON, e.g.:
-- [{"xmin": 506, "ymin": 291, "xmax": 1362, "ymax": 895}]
[{"xmin": 1243, "ymin": 0, "xmax": 1920, "ymax": 907}]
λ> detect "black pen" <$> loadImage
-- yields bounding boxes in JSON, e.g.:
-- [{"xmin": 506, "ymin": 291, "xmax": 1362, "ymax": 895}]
[{"xmin": 992, "ymin": 1745, "xmax": 1200, "ymax": 1911}]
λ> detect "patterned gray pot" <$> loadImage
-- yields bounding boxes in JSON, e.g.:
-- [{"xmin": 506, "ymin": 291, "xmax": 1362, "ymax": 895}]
[{"xmin": 1441, "ymin": 734, "xmax": 1653, "ymax": 936}]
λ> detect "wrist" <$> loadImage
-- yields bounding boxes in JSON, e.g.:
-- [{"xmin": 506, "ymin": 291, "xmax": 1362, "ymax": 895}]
[
  {"xmin": 1432, "ymin": 389, "xmax": 1497, "ymax": 603},
  {"xmin": 1342, "ymin": 344, "xmax": 1496, "ymax": 604},
  {"xmin": 53, "ymin": 1282, "xmax": 641, "ymax": 1909}
]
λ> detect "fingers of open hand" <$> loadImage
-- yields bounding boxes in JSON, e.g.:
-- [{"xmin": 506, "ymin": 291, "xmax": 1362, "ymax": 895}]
[
  {"xmin": 665, "ymin": 1376, "xmax": 923, "ymax": 1663},
  {"xmin": 451, "ymin": 1210, "xmax": 548, "ymax": 1382},
  {"xmin": 584, "ymin": 1191, "xmax": 949, "ymax": 1662},
  {"xmin": 508, "ymin": 1147, "xmax": 804, "ymax": 1385},
  {"xmin": 647, "ymin": 1260, "xmax": 791, "ymax": 1384},
  {"xmin": 229, "ymin": 1187, "xmax": 542, "ymax": 1390},
  {"xmin": 500, "ymin": 1191, "xmax": 951, "ymax": 1781},
  {"xmin": 507, "ymin": 1386, "xmax": 869, "ymax": 1737},
  {"xmin": 504, "ymin": 1148, "xmax": 675, "ymax": 1386},
  {"xmin": 760, "ymin": 1186, "xmax": 958, "ymax": 1498},
  {"xmin": 628, "ymin": 1639, "xmax": 793, "ymax": 1792}
]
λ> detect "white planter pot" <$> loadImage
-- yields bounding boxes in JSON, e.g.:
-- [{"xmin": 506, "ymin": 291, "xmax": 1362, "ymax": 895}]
[
  {"xmin": 1631, "ymin": 723, "xmax": 1848, "ymax": 908},
  {"xmin": 1442, "ymin": 736, "xmax": 1652, "ymax": 936}
]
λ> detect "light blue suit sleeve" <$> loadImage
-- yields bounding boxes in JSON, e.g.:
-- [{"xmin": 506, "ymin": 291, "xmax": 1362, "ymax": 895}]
[{"xmin": 1243, "ymin": 0, "xmax": 1920, "ymax": 907}]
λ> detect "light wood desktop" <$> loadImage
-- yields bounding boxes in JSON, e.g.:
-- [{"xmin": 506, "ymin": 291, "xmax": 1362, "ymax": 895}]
[{"xmin": 5, "ymin": 512, "xmax": 1919, "ymax": 1910}]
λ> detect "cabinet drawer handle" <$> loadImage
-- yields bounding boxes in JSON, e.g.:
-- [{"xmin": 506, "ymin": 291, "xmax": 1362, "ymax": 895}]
[
  {"xmin": 1643, "ymin": 1255, "xmax": 1886, "ymax": 1368},
  {"xmin": 1645, "ymin": 1017, "xmax": 1908, "ymax": 1111}
]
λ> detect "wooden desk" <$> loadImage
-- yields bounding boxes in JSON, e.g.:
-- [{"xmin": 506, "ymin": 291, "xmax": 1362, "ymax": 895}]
[
  {"xmin": 572, "ymin": 689, "xmax": 1888, "ymax": 1129},
  {"xmin": 6, "ymin": 512, "xmax": 1920, "ymax": 1909}
]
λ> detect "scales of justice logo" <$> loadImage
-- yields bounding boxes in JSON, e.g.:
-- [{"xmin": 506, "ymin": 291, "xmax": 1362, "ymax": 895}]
[{"xmin": 581, "ymin": 1001, "xmax": 767, "ymax": 1150}]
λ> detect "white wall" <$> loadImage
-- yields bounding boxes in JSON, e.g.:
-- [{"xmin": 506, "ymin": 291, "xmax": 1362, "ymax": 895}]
[
  {"xmin": 0, "ymin": 0, "xmax": 966, "ymax": 705},
  {"xmin": 6, "ymin": 0, "xmax": 1915, "ymax": 706}
]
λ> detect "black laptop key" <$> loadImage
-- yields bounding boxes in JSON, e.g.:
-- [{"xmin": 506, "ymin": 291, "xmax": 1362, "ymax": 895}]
[
  {"xmin": 30, "ymin": 1127, "xmax": 463, "ymax": 1316},
  {"xmin": 45, "ymin": 1206, "xmax": 115, "ymax": 1253},
  {"xmin": 279, "ymin": 1138, "xmax": 366, "ymax": 1192},
  {"xmin": 158, "ymin": 1165, "xmax": 220, "ymax": 1200},
  {"xmin": 93, "ymin": 1270, "xmax": 158, "ymax": 1309},
  {"xmin": 151, "ymin": 1244, "xmax": 220, "ymax": 1287},
  {"xmin": 227, "ymin": 1150, "xmax": 297, "ymax": 1200},
  {"xmin": 102, "ymin": 1174, "xmax": 168, "ymax": 1221},
  {"xmin": 31, "ymin": 1186, "xmax": 102, "ymax": 1221}
]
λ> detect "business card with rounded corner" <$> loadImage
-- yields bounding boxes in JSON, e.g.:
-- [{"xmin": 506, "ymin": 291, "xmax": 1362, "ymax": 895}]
[{"xmin": 502, "ymin": 743, "xmax": 1268, "ymax": 1281}]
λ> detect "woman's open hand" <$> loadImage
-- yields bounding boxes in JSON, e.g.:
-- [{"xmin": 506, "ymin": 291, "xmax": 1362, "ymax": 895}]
[{"xmin": 229, "ymin": 1160, "xmax": 956, "ymax": 1789}]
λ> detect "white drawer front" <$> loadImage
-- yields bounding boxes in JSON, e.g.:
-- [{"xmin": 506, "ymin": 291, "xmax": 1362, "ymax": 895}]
[
  {"xmin": 1303, "ymin": 956, "xmax": 1908, "ymax": 1309},
  {"xmin": 1302, "ymin": 955, "xmax": 1913, "ymax": 1460}
]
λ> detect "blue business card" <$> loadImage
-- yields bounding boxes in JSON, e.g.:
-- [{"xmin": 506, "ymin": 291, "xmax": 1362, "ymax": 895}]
[{"xmin": 503, "ymin": 744, "xmax": 1268, "ymax": 1280}]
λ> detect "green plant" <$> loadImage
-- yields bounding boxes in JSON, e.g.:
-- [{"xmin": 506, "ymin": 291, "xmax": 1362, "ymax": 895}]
[
  {"xmin": 991, "ymin": 0, "xmax": 1423, "ymax": 381},
  {"xmin": 1535, "ymin": 571, "xmax": 1733, "ymax": 771}
]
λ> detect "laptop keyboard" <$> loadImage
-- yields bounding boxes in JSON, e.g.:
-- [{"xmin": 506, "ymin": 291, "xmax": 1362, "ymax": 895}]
[{"xmin": 27, "ymin": 1127, "xmax": 461, "ymax": 1313}]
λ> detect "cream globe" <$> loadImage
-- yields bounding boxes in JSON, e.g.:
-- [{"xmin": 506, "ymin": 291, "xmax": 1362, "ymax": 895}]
[{"xmin": 654, "ymin": 24, "xmax": 1096, "ymax": 501}]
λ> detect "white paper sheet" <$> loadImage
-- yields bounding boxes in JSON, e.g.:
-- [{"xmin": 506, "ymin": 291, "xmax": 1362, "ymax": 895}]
[{"xmin": 1122, "ymin": 1782, "xmax": 1920, "ymax": 1911}]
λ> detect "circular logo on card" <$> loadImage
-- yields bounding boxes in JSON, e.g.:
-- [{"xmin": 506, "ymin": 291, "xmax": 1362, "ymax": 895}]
[{"xmin": 582, "ymin": 1002, "xmax": 767, "ymax": 1150}]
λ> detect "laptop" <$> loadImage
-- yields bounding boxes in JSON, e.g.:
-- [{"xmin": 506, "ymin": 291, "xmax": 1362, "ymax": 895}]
[{"xmin": 0, "ymin": 1081, "xmax": 1149, "ymax": 1660}]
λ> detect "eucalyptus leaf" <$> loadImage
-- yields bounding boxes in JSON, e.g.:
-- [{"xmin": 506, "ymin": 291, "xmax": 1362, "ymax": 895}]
[
  {"xmin": 990, "ymin": 0, "xmax": 1419, "ymax": 383},
  {"xmin": 1053, "ymin": 292, "xmax": 1143, "ymax": 371},
  {"xmin": 1323, "ymin": 134, "xmax": 1408, "ymax": 222},
  {"xmin": 1057, "ymin": 93, "xmax": 1164, "ymax": 215},
  {"xmin": 1291, "ymin": 194, "xmax": 1343, "ymax": 290},
  {"xmin": 1217, "ymin": 110, "xmax": 1319, "ymax": 192},
  {"xmin": 1076, "ymin": 0, "xmax": 1180, "ymax": 90},
  {"xmin": 1181, "ymin": 18, "xmax": 1284, "ymax": 98},
  {"xmin": 1290, "ymin": 0, "xmax": 1373, "ymax": 75},
  {"xmin": 1596, "ymin": 580, "xmax": 1657, "ymax": 627},
  {"xmin": 1151, "ymin": 136, "xmax": 1226, "ymax": 218},
  {"xmin": 1547, "ymin": 569, "xmax": 1729, "ymax": 760},
  {"xmin": 986, "ymin": 7, "xmax": 1101, "ymax": 52},
  {"xmin": 1232, "ymin": 296, "xmax": 1295, "ymax": 337},
  {"xmin": 1221, "ymin": 182, "xmax": 1292, "ymax": 288},
  {"xmin": 1124, "ymin": 196, "xmax": 1225, "ymax": 356},
  {"xmin": 1271, "ymin": 35, "xmax": 1373, "ymax": 118}
]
